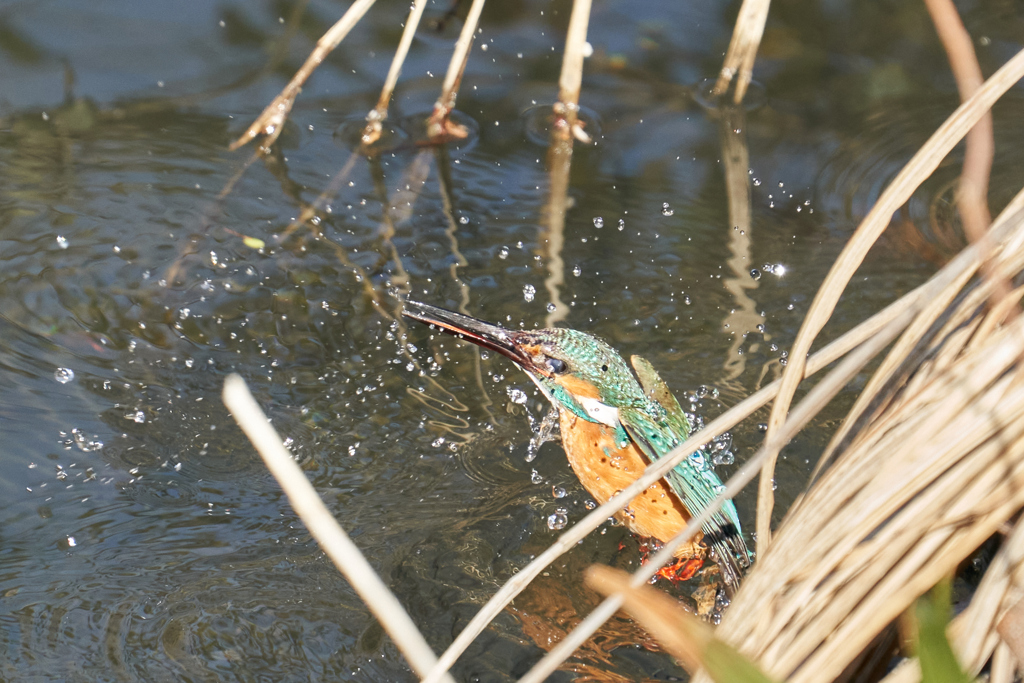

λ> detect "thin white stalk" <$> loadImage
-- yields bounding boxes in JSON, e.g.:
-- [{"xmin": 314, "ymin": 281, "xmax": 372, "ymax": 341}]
[
  {"xmin": 222, "ymin": 374, "xmax": 455, "ymax": 683},
  {"xmin": 376, "ymin": 0, "xmax": 429, "ymax": 113},
  {"xmin": 436, "ymin": 0, "xmax": 487, "ymax": 111}
]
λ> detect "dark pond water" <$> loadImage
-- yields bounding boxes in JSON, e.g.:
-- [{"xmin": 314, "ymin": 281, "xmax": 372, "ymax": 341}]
[{"xmin": 1, "ymin": 0, "xmax": 1023, "ymax": 680}]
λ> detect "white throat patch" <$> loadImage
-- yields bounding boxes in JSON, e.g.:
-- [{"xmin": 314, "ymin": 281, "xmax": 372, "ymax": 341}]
[
  {"xmin": 577, "ymin": 395, "xmax": 621, "ymax": 428},
  {"xmin": 524, "ymin": 372, "xmax": 620, "ymax": 428}
]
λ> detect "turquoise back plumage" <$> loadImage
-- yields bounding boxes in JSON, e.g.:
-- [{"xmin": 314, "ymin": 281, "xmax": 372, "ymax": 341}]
[{"xmin": 518, "ymin": 328, "xmax": 751, "ymax": 590}]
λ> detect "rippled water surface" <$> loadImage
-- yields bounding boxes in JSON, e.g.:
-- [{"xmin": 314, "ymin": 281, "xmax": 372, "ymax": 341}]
[{"xmin": 2, "ymin": 0, "xmax": 1023, "ymax": 680}]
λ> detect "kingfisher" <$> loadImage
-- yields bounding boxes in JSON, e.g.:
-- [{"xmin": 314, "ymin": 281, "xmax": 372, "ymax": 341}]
[{"xmin": 402, "ymin": 301, "xmax": 751, "ymax": 594}]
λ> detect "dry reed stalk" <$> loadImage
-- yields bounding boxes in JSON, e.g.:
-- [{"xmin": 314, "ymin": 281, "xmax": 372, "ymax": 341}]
[
  {"xmin": 221, "ymin": 375, "xmax": 456, "ymax": 683},
  {"xmin": 691, "ymin": 217, "xmax": 1024, "ymax": 683},
  {"xmin": 551, "ymin": 0, "xmax": 593, "ymax": 143},
  {"xmin": 810, "ymin": 187, "xmax": 1024, "ymax": 484},
  {"xmin": 756, "ymin": 47, "xmax": 1024, "ymax": 556},
  {"xmin": 712, "ymin": 0, "xmax": 770, "ymax": 103},
  {"xmin": 923, "ymin": 0, "xmax": 993, "ymax": 240},
  {"xmin": 230, "ymin": 0, "xmax": 378, "ymax": 151},
  {"xmin": 426, "ymin": 0, "xmax": 486, "ymax": 140},
  {"xmin": 361, "ymin": 0, "xmax": 430, "ymax": 145}
]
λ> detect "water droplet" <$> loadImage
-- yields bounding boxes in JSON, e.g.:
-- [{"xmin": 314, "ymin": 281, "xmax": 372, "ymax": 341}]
[
  {"xmin": 179, "ymin": 308, "xmax": 191, "ymax": 319},
  {"xmin": 56, "ymin": 235, "xmax": 69, "ymax": 249},
  {"xmin": 523, "ymin": 284, "xmax": 536, "ymax": 302},
  {"xmin": 125, "ymin": 410, "xmax": 145, "ymax": 424},
  {"xmin": 749, "ymin": 268, "xmax": 761, "ymax": 280},
  {"xmin": 696, "ymin": 384, "xmax": 719, "ymax": 399},
  {"xmin": 531, "ymin": 469, "xmax": 544, "ymax": 484},
  {"xmin": 757, "ymin": 422, "xmax": 768, "ymax": 432},
  {"xmin": 70, "ymin": 428, "xmax": 103, "ymax": 452},
  {"xmin": 593, "ymin": 217, "xmax": 604, "ymax": 228},
  {"xmin": 572, "ymin": 265, "xmax": 582, "ymax": 277},
  {"xmin": 506, "ymin": 387, "xmax": 528, "ymax": 405},
  {"xmin": 546, "ymin": 303, "xmax": 556, "ymax": 313},
  {"xmin": 617, "ymin": 219, "xmax": 625, "ymax": 231},
  {"xmin": 55, "ymin": 367, "xmax": 75, "ymax": 384},
  {"xmin": 498, "ymin": 246, "xmax": 510, "ymax": 260},
  {"xmin": 712, "ymin": 450, "xmax": 735, "ymax": 466},
  {"xmin": 459, "ymin": 216, "xmax": 469, "ymax": 225},
  {"xmin": 661, "ymin": 203, "xmax": 674, "ymax": 216},
  {"xmin": 552, "ymin": 486, "xmax": 567, "ymax": 498},
  {"xmin": 547, "ymin": 508, "xmax": 568, "ymax": 530},
  {"xmin": 432, "ymin": 437, "xmax": 446, "ymax": 448}
]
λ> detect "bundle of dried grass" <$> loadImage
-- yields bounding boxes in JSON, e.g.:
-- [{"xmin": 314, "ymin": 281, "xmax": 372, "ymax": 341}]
[{"xmin": 693, "ymin": 198, "xmax": 1024, "ymax": 683}]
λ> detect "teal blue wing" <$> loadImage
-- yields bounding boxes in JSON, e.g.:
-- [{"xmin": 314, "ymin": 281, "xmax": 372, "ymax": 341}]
[
  {"xmin": 630, "ymin": 355, "xmax": 692, "ymax": 438},
  {"xmin": 620, "ymin": 368, "xmax": 751, "ymax": 593}
]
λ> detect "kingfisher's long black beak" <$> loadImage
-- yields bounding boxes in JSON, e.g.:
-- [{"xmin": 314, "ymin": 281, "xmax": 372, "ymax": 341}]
[{"xmin": 402, "ymin": 301, "xmax": 542, "ymax": 374}]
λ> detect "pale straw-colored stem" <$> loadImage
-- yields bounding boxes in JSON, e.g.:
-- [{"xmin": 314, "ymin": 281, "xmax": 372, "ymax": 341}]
[
  {"xmin": 360, "ymin": 0, "xmax": 430, "ymax": 145},
  {"xmin": 428, "ymin": 0, "xmax": 487, "ymax": 135},
  {"xmin": 712, "ymin": 0, "xmax": 771, "ymax": 103},
  {"xmin": 376, "ymin": 0, "xmax": 429, "ymax": 115},
  {"xmin": 222, "ymin": 375, "xmax": 455, "ymax": 683},
  {"xmin": 756, "ymin": 47, "xmax": 1024, "ymax": 557},
  {"xmin": 557, "ymin": 0, "xmax": 592, "ymax": 105}
]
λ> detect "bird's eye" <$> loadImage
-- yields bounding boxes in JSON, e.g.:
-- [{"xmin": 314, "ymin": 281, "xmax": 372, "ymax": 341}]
[{"xmin": 546, "ymin": 357, "xmax": 568, "ymax": 374}]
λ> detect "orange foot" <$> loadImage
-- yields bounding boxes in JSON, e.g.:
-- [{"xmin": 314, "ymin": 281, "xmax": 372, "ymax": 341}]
[
  {"xmin": 636, "ymin": 538, "xmax": 705, "ymax": 583},
  {"xmin": 654, "ymin": 557, "xmax": 705, "ymax": 583}
]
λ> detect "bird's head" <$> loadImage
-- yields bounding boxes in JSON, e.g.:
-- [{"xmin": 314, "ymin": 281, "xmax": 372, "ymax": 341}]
[{"xmin": 403, "ymin": 301, "xmax": 646, "ymax": 427}]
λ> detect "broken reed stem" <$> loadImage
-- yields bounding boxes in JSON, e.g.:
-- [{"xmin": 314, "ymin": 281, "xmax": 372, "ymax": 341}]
[
  {"xmin": 557, "ymin": 0, "xmax": 592, "ymax": 106},
  {"xmin": 756, "ymin": 46, "xmax": 1024, "ymax": 557},
  {"xmin": 230, "ymin": 0, "xmax": 378, "ymax": 150},
  {"xmin": 923, "ymin": 0, "xmax": 1017, "ymax": 326},
  {"xmin": 712, "ymin": 0, "xmax": 771, "ymax": 103},
  {"xmin": 552, "ymin": 0, "xmax": 592, "ymax": 144},
  {"xmin": 221, "ymin": 375, "xmax": 455, "ymax": 683},
  {"xmin": 375, "ymin": 0, "xmax": 428, "ymax": 115},
  {"xmin": 361, "ymin": 0, "xmax": 430, "ymax": 144},
  {"xmin": 428, "ymin": 0, "xmax": 486, "ymax": 136},
  {"xmin": 515, "ymin": 311, "xmax": 915, "ymax": 683}
]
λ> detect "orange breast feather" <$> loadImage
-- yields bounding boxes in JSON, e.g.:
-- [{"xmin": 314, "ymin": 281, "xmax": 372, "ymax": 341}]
[{"xmin": 557, "ymin": 410, "xmax": 705, "ymax": 558}]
